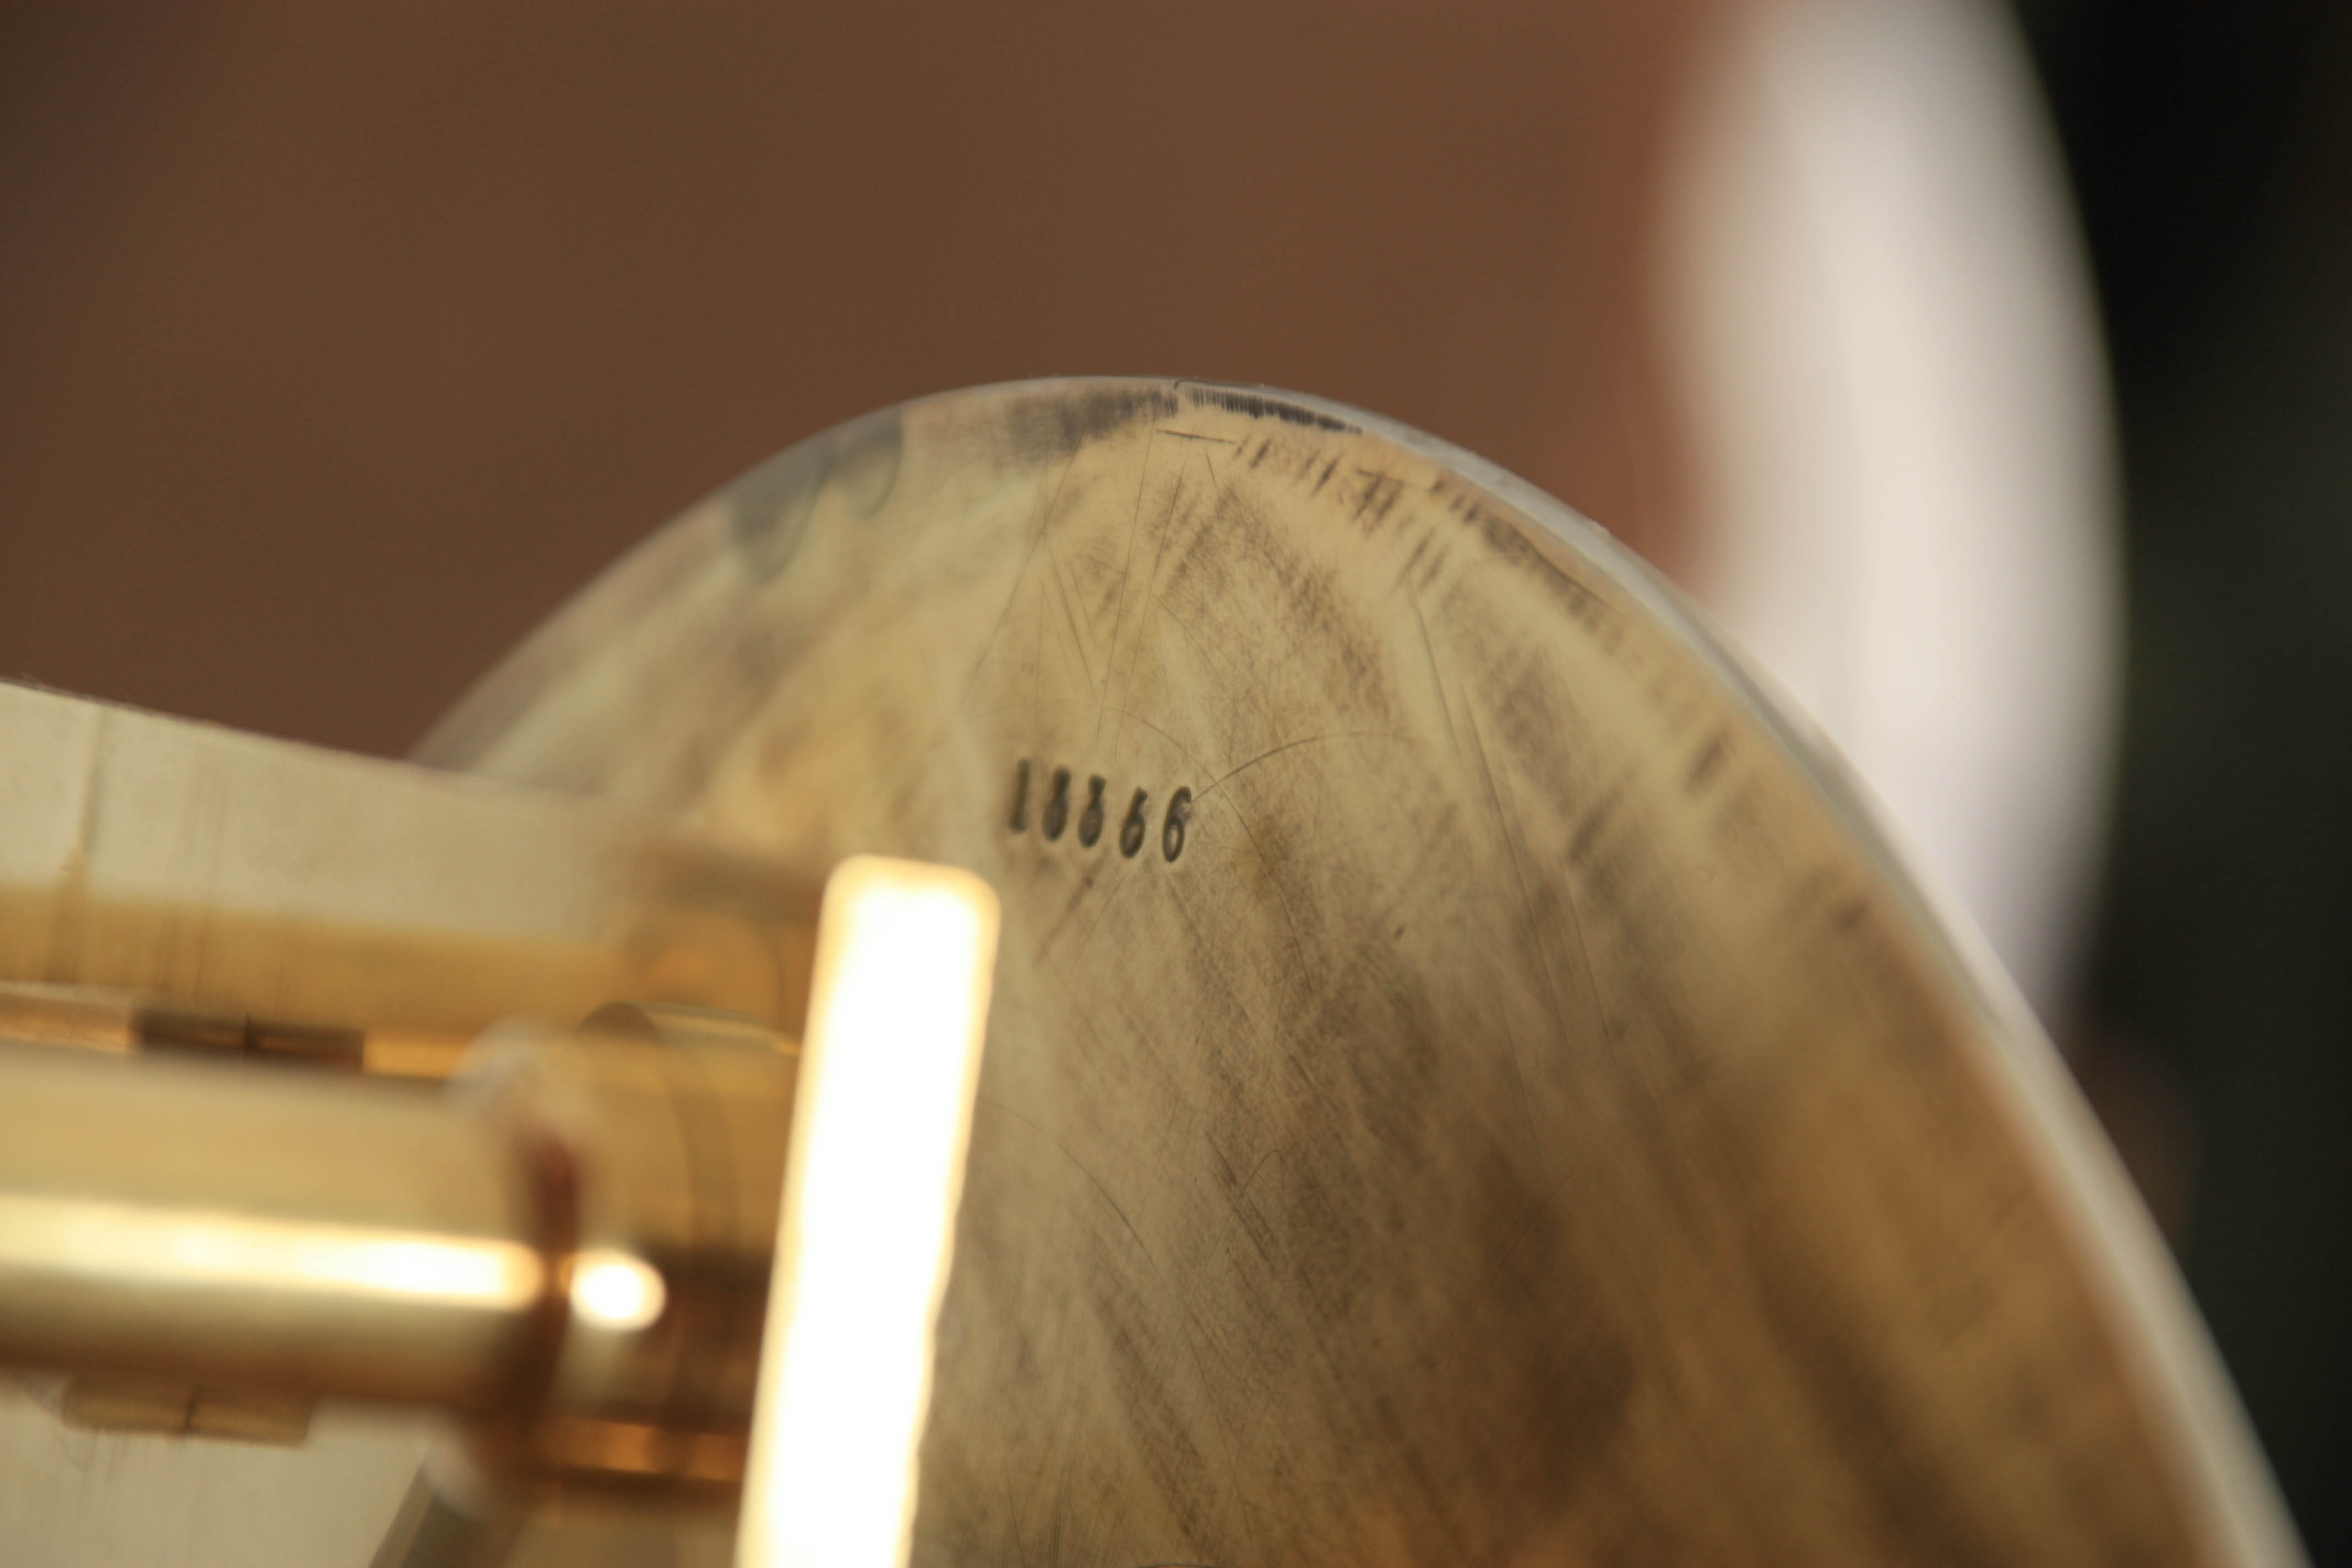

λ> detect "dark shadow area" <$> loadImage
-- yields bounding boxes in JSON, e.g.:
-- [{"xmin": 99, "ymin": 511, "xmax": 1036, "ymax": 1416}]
[{"xmin": 2022, "ymin": 1, "xmax": 2352, "ymax": 1558}]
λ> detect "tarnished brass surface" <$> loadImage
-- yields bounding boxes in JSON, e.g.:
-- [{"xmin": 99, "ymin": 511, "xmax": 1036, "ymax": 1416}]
[
  {"xmin": 416, "ymin": 380, "xmax": 2297, "ymax": 1566},
  {"xmin": 0, "ymin": 380, "xmax": 2303, "ymax": 1565},
  {"xmin": 0, "ymin": 979, "xmax": 377, "ymax": 1070},
  {"xmin": 0, "ymin": 681, "xmax": 823, "ymax": 1048},
  {"xmin": 26, "ymin": 1371, "xmax": 315, "ymax": 1445}
]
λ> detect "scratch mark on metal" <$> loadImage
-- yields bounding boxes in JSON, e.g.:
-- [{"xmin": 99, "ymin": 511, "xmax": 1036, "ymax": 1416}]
[
  {"xmin": 1047, "ymin": 539, "xmax": 1097, "ymax": 688},
  {"xmin": 1412, "ymin": 597, "xmax": 1462, "ymax": 763},
  {"xmin": 1461, "ymin": 704, "xmax": 1556, "ymax": 1173},
  {"xmin": 978, "ymin": 1097, "xmax": 1158, "ymax": 1266},
  {"xmin": 964, "ymin": 450, "xmax": 1079, "ymax": 709},
  {"xmin": 1195, "ymin": 732, "xmax": 1398, "ymax": 806},
  {"xmin": 971, "ymin": 1092, "xmax": 1255, "ymax": 1556},
  {"xmin": 1112, "ymin": 463, "xmax": 1193, "ymax": 754},
  {"xmin": 1095, "ymin": 425, "xmax": 1159, "ymax": 748}
]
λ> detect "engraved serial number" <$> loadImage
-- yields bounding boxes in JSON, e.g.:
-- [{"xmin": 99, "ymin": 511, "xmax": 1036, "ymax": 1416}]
[{"xmin": 1009, "ymin": 760, "xmax": 1191, "ymax": 862}]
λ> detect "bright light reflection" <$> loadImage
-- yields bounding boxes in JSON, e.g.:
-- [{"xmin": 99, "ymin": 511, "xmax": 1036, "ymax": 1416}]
[
  {"xmin": 0, "ymin": 1193, "xmax": 543, "ymax": 1308},
  {"xmin": 736, "ymin": 857, "xmax": 1000, "ymax": 1568},
  {"xmin": 570, "ymin": 1247, "xmax": 667, "ymax": 1331}
]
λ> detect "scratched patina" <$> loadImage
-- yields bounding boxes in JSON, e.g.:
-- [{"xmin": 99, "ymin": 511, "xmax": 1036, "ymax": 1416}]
[{"xmin": 424, "ymin": 380, "xmax": 2295, "ymax": 1567}]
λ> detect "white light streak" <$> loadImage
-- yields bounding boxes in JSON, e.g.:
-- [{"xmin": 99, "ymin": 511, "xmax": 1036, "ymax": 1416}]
[{"xmin": 736, "ymin": 857, "xmax": 1000, "ymax": 1568}]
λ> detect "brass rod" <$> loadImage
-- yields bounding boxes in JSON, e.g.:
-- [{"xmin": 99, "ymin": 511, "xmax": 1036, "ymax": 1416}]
[{"xmin": 0, "ymin": 1044, "xmax": 544, "ymax": 1411}]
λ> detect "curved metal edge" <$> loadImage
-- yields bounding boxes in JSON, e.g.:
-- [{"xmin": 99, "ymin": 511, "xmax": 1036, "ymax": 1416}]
[{"xmin": 1243, "ymin": 377, "xmax": 2304, "ymax": 1568}]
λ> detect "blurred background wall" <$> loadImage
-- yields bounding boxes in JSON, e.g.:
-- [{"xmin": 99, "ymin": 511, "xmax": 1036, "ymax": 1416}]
[
  {"xmin": 0, "ymin": 1, "xmax": 2344, "ymax": 1559},
  {"xmin": 2021, "ymin": 1, "xmax": 2352, "ymax": 1555},
  {"xmin": 0, "ymin": 2, "xmax": 1701, "ymax": 756}
]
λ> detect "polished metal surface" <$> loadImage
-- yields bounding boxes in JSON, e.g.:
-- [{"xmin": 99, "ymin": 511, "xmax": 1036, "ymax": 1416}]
[
  {"xmin": 0, "ymin": 1044, "xmax": 537, "ymax": 1411},
  {"xmin": 462, "ymin": 1012, "xmax": 795, "ymax": 1498},
  {"xmin": 0, "ymin": 1008, "xmax": 795, "ymax": 1498}
]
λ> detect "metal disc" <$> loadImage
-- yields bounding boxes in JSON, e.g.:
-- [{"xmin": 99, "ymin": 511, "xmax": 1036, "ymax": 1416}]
[{"xmin": 421, "ymin": 379, "xmax": 2293, "ymax": 1566}]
